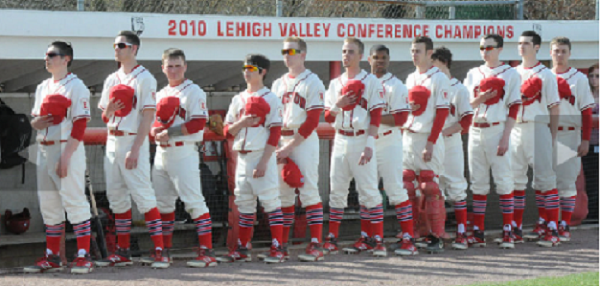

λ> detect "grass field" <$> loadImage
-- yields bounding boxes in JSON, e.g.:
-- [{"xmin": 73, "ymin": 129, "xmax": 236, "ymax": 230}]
[{"xmin": 468, "ymin": 271, "xmax": 599, "ymax": 286}]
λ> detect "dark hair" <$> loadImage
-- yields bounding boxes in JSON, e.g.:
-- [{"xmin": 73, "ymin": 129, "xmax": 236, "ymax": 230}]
[
  {"xmin": 589, "ymin": 63, "xmax": 599, "ymax": 91},
  {"xmin": 413, "ymin": 36, "xmax": 434, "ymax": 51},
  {"xmin": 369, "ymin": 44, "xmax": 389, "ymax": 56},
  {"xmin": 431, "ymin": 46, "xmax": 452, "ymax": 69},
  {"xmin": 344, "ymin": 37, "xmax": 364, "ymax": 54},
  {"xmin": 245, "ymin": 54, "xmax": 270, "ymax": 80},
  {"xmin": 550, "ymin": 37, "xmax": 571, "ymax": 51},
  {"xmin": 483, "ymin": 34, "xmax": 504, "ymax": 48},
  {"xmin": 117, "ymin": 30, "xmax": 141, "ymax": 54},
  {"xmin": 49, "ymin": 41, "xmax": 74, "ymax": 67},
  {"xmin": 162, "ymin": 48, "xmax": 186, "ymax": 63},
  {"xmin": 284, "ymin": 37, "xmax": 307, "ymax": 52},
  {"xmin": 521, "ymin": 30, "xmax": 541, "ymax": 47}
]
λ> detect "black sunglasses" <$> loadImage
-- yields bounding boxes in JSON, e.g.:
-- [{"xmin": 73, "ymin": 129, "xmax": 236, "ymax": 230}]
[{"xmin": 46, "ymin": 52, "xmax": 63, "ymax": 58}]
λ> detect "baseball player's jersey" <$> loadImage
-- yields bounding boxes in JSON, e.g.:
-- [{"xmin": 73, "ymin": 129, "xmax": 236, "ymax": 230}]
[
  {"xmin": 516, "ymin": 62, "xmax": 560, "ymax": 123},
  {"xmin": 98, "ymin": 65, "xmax": 157, "ymax": 133},
  {"xmin": 224, "ymin": 87, "xmax": 283, "ymax": 151},
  {"xmin": 554, "ymin": 67, "xmax": 596, "ymax": 127},
  {"xmin": 444, "ymin": 78, "xmax": 474, "ymax": 129},
  {"xmin": 31, "ymin": 73, "xmax": 91, "ymax": 142},
  {"xmin": 272, "ymin": 69, "xmax": 325, "ymax": 129},
  {"xmin": 378, "ymin": 73, "xmax": 410, "ymax": 134},
  {"xmin": 156, "ymin": 79, "xmax": 208, "ymax": 143},
  {"xmin": 463, "ymin": 63, "xmax": 522, "ymax": 124},
  {"xmin": 324, "ymin": 70, "xmax": 386, "ymax": 131},
  {"xmin": 404, "ymin": 66, "xmax": 451, "ymax": 132}
]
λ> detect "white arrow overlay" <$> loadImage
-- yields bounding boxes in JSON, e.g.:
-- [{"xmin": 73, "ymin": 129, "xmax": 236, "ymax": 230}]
[{"xmin": 555, "ymin": 140, "xmax": 578, "ymax": 166}]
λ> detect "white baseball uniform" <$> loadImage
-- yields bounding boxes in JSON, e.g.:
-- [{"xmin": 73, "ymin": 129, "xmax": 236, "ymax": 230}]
[
  {"xmin": 271, "ymin": 69, "xmax": 325, "ymax": 208},
  {"xmin": 440, "ymin": 78, "xmax": 473, "ymax": 201},
  {"xmin": 553, "ymin": 67, "xmax": 595, "ymax": 198},
  {"xmin": 374, "ymin": 73, "xmax": 410, "ymax": 206},
  {"xmin": 224, "ymin": 87, "xmax": 283, "ymax": 214},
  {"xmin": 324, "ymin": 70, "xmax": 385, "ymax": 210},
  {"xmin": 98, "ymin": 65, "xmax": 158, "ymax": 214},
  {"xmin": 512, "ymin": 63, "xmax": 560, "ymax": 192},
  {"xmin": 463, "ymin": 63, "xmax": 521, "ymax": 195},
  {"xmin": 153, "ymin": 79, "xmax": 210, "ymax": 219},
  {"xmin": 31, "ymin": 73, "xmax": 91, "ymax": 225},
  {"xmin": 403, "ymin": 66, "xmax": 451, "ymax": 179}
]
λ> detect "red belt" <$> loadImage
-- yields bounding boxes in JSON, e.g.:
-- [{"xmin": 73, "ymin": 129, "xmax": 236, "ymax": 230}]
[
  {"xmin": 238, "ymin": 150, "xmax": 253, "ymax": 154},
  {"xmin": 376, "ymin": 130, "xmax": 393, "ymax": 139},
  {"xmin": 473, "ymin": 122, "xmax": 500, "ymax": 128},
  {"xmin": 337, "ymin": 129, "xmax": 365, "ymax": 137},
  {"xmin": 281, "ymin": 130, "xmax": 295, "ymax": 136},
  {"xmin": 558, "ymin": 126, "xmax": 576, "ymax": 131},
  {"xmin": 39, "ymin": 140, "xmax": 67, "ymax": 146},
  {"xmin": 109, "ymin": 130, "xmax": 137, "ymax": 136},
  {"xmin": 159, "ymin": 141, "xmax": 185, "ymax": 148}
]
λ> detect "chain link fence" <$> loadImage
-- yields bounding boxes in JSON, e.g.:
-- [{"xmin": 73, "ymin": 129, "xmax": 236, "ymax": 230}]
[{"xmin": 0, "ymin": 0, "xmax": 596, "ymax": 20}]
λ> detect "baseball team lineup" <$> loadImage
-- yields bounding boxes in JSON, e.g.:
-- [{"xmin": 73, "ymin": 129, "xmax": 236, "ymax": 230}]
[{"xmin": 23, "ymin": 27, "xmax": 594, "ymax": 274}]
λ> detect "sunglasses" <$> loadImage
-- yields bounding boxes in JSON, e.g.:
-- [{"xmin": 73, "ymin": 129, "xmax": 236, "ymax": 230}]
[
  {"xmin": 113, "ymin": 42, "xmax": 133, "ymax": 50},
  {"xmin": 242, "ymin": 65, "xmax": 263, "ymax": 72},
  {"xmin": 480, "ymin": 46, "xmax": 497, "ymax": 51},
  {"xmin": 46, "ymin": 52, "xmax": 63, "ymax": 58},
  {"xmin": 281, "ymin": 49, "xmax": 302, "ymax": 56}
]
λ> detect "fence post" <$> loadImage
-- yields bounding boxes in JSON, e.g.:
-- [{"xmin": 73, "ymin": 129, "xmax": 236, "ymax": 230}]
[
  {"xmin": 415, "ymin": 5, "xmax": 425, "ymax": 19},
  {"xmin": 77, "ymin": 0, "xmax": 85, "ymax": 11},
  {"xmin": 596, "ymin": 0, "xmax": 599, "ymax": 20},
  {"xmin": 449, "ymin": 6, "xmax": 456, "ymax": 19},
  {"xmin": 516, "ymin": 0, "xmax": 524, "ymax": 20},
  {"xmin": 276, "ymin": 0, "xmax": 283, "ymax": 17}
]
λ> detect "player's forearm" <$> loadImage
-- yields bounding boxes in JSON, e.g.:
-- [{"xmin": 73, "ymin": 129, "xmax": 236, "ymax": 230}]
[
  {"xmin": 470, "ymin": 96, "xmax": 485, "ymax": 108},
  {"xmin": 227, "ymin": 120, "xmax": 246, "ymax": 136},
  {"xmin": 443, "ymin": 122, "xmax": 462, "ymax": 135},
  {"xmin": 367, "ymin": 124, "xmax": 378, "ymax": 138},
  {"xmin": 132, "ymin": 109, "xmax": 155, "ymax": 151},
  {"xmin": 259, "ymin": 144, "xmax": 276, "ymax": 165},
  {"xmin": 102, "ymin": 109, "xmax": 115, "ymax": 122},
  {"xmin": 549, "ymin": 105, "xmax": 560, "ymax": 140},
  {"xmin": 285, "ymin": 133, "xmax": 306, "ymax": 150},
  {"xmin": 62, "ymin": 137, "xmax": 81, "ymax": 160},
  {"xmin": 502, "ymin": 117, "xmax": 516, "ymax": 141},
  {"xmin": 380, "ymin": 114, "xmax": 396, "ymax": 127}
]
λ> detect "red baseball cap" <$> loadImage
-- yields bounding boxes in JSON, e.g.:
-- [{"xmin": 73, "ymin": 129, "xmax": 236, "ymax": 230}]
[
  {"xmin": 245, "ymin": 96, "xmax": 270, "ymax": 126},
  {"xmin": 521, "ymin": 77, "xmax": 542, "ymax": 106},
  {"xmin": 557, "ymin": 77, "xmax": 572, "ymax": 100},
  {"xmin": 40, "ymin": 94, "xmax": 72, "ymax": 125},
  {"xmin": 479, "ymin": 77, "xmax": 505, "ymax": 105},
  {"xmin": 109, "ymin": 84, "xmax": 136, "ymax": 117},
  {"xmin": 340, "ymin": 79, "xmax": 365, "ymax": 111},
  {"xmin": 156, "ymin": 96, "xmax": 180, "ymax": 129},
  {"xmin": 408, "ymin": 85, "xmax": 431, "ymax": 116},
  {"xmin": 282, "ymin": 158, "xmax": 304, "ymax": 188}
]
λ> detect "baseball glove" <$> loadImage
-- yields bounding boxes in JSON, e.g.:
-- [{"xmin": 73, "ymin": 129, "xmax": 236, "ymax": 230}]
[{"xmin": 209, "ymin": 113, "xmax": 224, "ymax": 136}]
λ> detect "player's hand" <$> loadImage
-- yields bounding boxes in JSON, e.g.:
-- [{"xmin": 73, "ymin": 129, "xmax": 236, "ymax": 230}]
[
  {"xmin": 422, "ymin": 141, "xmax": 434, "ymax": 162},
  {"xmin": 106, "ymin": 98, "xmax": 125, "ymax": 115},
  {"xmin": 497, "ymin": 135, "xmax": 509, "ymax": 156},
  {"xmin": 31, "ymin": 115, "xmax": 54, "ymax": 130},
  {"xmin": 155, "ymin": 129, "xmax": 170, "ymax": 143},
  {"xmin": 125, "ymin": 148, "xmax": 139, "ymax": 170},
  {"xmin": 441, "ymin": 128, "xmax": 453, "ymax": 137},
  {"xmin": 276, "ymin": 143, "xmax": 294, "ymax": 160},
  {"xmin": 253, "ymin": 161, "xmax": 267, "ymax": 178},
  {"xmin": 336, "ymin": 90, "xmax": 357, "ymax": 109},
  {"xmin": 358, "ymin": 146, "xmax": 373, "ymax": 165},
  {"xmin": 480, "ymin": 89, "xmax": 497, "ymax": 101},
  {"xmin": 55, "ymin": 153, "xmax": 71, "ymax": 178},
  {"xmin": 578, "ymin": 140, "xmax": 590, "ymax": 157},
  {"xmin": 150, "ymin": 126, "xmax": 164, "ymax": 137},
  {"xmin": 239, "ymin": 115, "xmax": 260, "ymax": 128}
]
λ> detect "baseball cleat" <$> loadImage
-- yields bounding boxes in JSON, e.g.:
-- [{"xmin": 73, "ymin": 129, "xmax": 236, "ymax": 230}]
[
  {"xmin": 537, "ymin": 229, "xmax": 560, "ymax": 247},
  {"xmin": 558, "ymin": 224, "xmax": 571, "ymax": 242},
  {"xmin": 394, "ymin": 237, "xmax": 419, "ymax": 256},
  {"xmin": 451, "ymin": 232, "xmax": 468, "ymax": 250},
  {"xmin": 415, "ymin": 236, "xmax": 431, "ymax": 249},
  {"xmin": 322, "ymin": 237, "xmax": 339, "ymax": 255},
  {"xmin": 217, "ymin": 245, "xmax": 251, "ymax": 263},
  {"xmin": 298, "ymin": 242, "xmax": 325, "ymax": 262},
  {"xmin": 499, "ymin": 230, "xmax": 515, "ymax": 249},
  {"xmin": 524, "ymin": 222, "xmax": 547, "ymax": 241},
  {"xmin": 151, "ymin": 249, "xmax": 171, "ymax": 269},
  {"xmin": 467, "ymin": 230, "xmax": 486, "ymax": 248},
  {"xmin": 187, "ymin": 248, "xmax": 217, "ymax": 268},
  {"xmin": 95, "ymin": 248, "xmax": 133, "ymax": 267},
  {"xmin": 24, "ymin": 254, "xmax": 64, "ymax": 273},
  {"xmin": 70, "ymin": 254, "xmax": 94, "ymax": 274},
  {"xmin": 264, "ymin": 246, "xmax": 286, "ymax": 264},
  {"xmin": 258, "ymin": 243, "xmax": 289, "ymax": 260},
  {"xmin": 372, "ymin": 242, "xmax": 387, "ymax": 257},
  {"xmin": 426, "ymin": 236, "xmax": 444, "ymax": 254},
  {"xmin": 140, "ymin": 248, "xmax": 173, "ymax": 265},
  {"xmin": 343, "ymin": 237, "xmax": 373, "ymax": 254}
]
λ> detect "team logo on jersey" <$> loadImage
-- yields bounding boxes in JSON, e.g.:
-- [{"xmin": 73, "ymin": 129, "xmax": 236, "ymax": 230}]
[
  {"xmin": 443, "ymin": 91, "xmax": 448, "ymax": 99},
  {"xmin": 282, "ymin": 92, "xmax": 306, "ymax": 109},
  {"xmin": 201, "ymin": 102, "xmax": 206, "ymax": 109},
  {"xmin": 319, "ymin": 92, "xmax": 324, "ymax": 101},
  {"xmin": 151, "ymin": 91, "xmax": 156, "ymax": 101},
  {"xmin": 379, "ymin": 91, "xmax": 384, "ymax": 99}
]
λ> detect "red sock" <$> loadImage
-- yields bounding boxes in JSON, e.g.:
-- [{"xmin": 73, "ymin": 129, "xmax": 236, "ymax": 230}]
[
  {"xmin": 73, "ymin": 220, "xmax": 91, "ymax": 254},
  {"xmin": 115, "ymin": 210, "xmax": 132, "ymax": 250},
  {"xmin": 560, "ymin": 196, "xmax": 576, "ymax": 226},
  {"xmin": 369, "ymin": 205, "xmax": 384, "ymax": 242},
  {"xmin": 281, "ymin": 206, "xmax": 295, "ymax": 244},
  {"xmin": 194, "ymin": 213, "xmax": 212, "ymax": 249},
  {"xmin": 268, "ymin": 208, "xmax": 284, "ymax": 247},
  {"xmin": 239, "ymin": 213, "xmax": 255, "ymax": 248},
  {"xmin": 513, "ymin": 190, "xmax": 526, "ymax": 228},
  {"xmin": 160, "ymin": 212, "xmax": 175, "ymax": 248},
  {"xmin": 328, "ymin": 207, "xmax": 344, "ymax": 239},
  {"xmin": 360, "ymin": 205, "xmax": 371, "ymax": 237},
  {"xmin": 45, "ymin": 223, "xmax": 64, "ymax": 255},
  {"xmin": 395, "ymin": 201, "xmax": 414, "ymax": 237},
  {"xmin": 306, "ymin": 203, "xmax": 323, "ymax": 243},
  {"xmin": 472, "ymin": 195, "xmax": 487, "ymax": 231},
  {"xmin": 144, "ymin": 207, "xmax": 164, "ymax": 250},
  {"xmin": 499, "ymin": 193, "xmax": 514, "ymax": 227},
  {"xmin": 454, "ymin": 200, "xmax": 467, "ymax": 233},
  {"xmin": 535, "ymin": 190, "xmax": 547, "ymax": 222},
  {"xmin": 544, "ymin": 189, "xmax": 560, "ymax": 228}
]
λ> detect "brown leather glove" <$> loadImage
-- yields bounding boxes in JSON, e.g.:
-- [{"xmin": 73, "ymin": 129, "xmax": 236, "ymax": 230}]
[{"xmin": 209, "ymin": 114, "xmax": 224, "ymax": 136}]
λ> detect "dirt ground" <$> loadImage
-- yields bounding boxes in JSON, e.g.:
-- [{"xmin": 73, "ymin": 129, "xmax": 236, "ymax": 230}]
[{"xmin": 2, "ymin": 228, "xmax": 598, "ymax": 286}]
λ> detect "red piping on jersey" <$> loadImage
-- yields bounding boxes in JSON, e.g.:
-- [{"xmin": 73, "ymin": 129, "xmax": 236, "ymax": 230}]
[
  {"xmin": 53, "ymin": 72, "xmax": 72, "ymax": 83},
  {"xmin": 523, "ymin": 62, "xmax": 542, "ymax": 70},
  {"xmin": 555, "ymin": 67, "xmax": 572, "ymax": 75},
  {"xmin": 521, "ymin": 65, "xmax": 548, "ymax": 120}
]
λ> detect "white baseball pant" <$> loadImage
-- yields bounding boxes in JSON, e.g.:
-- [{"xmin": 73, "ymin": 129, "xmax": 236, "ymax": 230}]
[
  {"xmin": 441, "ymin": 133, "xmax": 468, "ymax": 201},
  {"xmin": 278, "ymin": 132, "xmax": 321, "ymax": 208},
  {"xmin": 234, "ymin": 150, "xmax": 281, "ymax": 214},
  {"xmin": 468, "ymin": 123, "xmax": 514, "ymax": 195},
  {"xmin": 375, "ymin": 130, "xmax": 408, "ymax": 205},
  {"xmin": 555, "ymin": 130, "xmax": 581, "ymax": 198},
  {"xmin": 402, "ymin": 132, "xmax": 445, "ymax": 181},
  {"xmin": 511, "ymin": 122, "xmax": 556, "ymax": 192}
]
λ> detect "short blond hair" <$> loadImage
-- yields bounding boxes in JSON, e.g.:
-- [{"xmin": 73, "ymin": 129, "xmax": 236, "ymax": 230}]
[
  {"xmin": 162, "ymin": 48, "xmax": 186, "ymax": 64},
  {"xmin": 550, "ymin": 37, "xmax": 571, "ymax": 51},
  {"xmin": 284, "ymin": 37, "xmax": 307, "ymax": 52},
  {"xmin": 344, "ymin": 37, "xmax": 364, "ymax": 54}
]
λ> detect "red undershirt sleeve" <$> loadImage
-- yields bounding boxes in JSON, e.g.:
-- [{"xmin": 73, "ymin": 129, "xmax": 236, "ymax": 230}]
[
  {"xmin": 508, "ymin": 103, "xmax": 520, "ymax": 120},
  {"xmin": 582, "ymin": 108, "xmax": 593, "ymax": 141},
  {"xmin": 298, "ymin": 109, "xmax": 322, "ymax": 138},
  {"xmin": 369, "ymin": 108, "xmax": 383, "ymax": 127},
  {"xmin": 428, "ymin": 108, "xmax": 450, "ymax": 143},
  {"xmin": 393, "ymin": 111, "xmax": 409, "ymax": 127},
  {"xmin": 459, "ymin": 114, "xmax": 474, "ymax": 132},
  {"xmin": 267, "ymin": 126, "xmax": 282, "ymax": 147},
  {"xmin": 184, "ymin": 118, "xmax": 207, "ymax": 135},
  {"xmin": 70, "ymin": 118, "xmax": 87, "ymax": 141}
]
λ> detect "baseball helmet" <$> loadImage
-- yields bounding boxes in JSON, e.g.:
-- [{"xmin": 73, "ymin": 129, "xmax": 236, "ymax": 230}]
[
  {"xmin": 408, "ymin": 85, "xmax": 431, "ymax": 116},
  {"xmin": 109, "ymin": 84, "xmax": 136, "ymax": 117},
  {"xmin": 156, "ymin": 96, "xmax": 181, "ymax": 129},
  {"xmin": 5, "ymin": 208, "xmax": 31, "ymax": 235},
  {"xmin": 557, "ymin": 77, "xmax": 572, "ymax": 100},
  {"xmin": 40, "ymin": 94, "xmax": 72, "ymax": 125},
  {"xmin": 245, "ymin": 96, "xmax": 270, "ymax": 126},
  {"xmin": 340, "ymin": 79, "xmax": 365, "ymax": 111},
  {"xmin": 479, "ymin": 77, "xmax": 505, "ymax": 105},
  {"xmin": 281, "ymin": 158, "xmax": 304, "ymax": 188},
  {"xmin": 520, "ymin": 77, "xmax": 543, "ymax": 106}
]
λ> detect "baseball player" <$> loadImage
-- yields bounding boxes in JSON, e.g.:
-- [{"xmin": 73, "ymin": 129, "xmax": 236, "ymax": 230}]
[
  {"xmin": 218, "ymin": 54, "xmax": 286, "ymax": 264},
  {"xmin": 550, "ymin": 37, "xmax": 595, "ymax": 242},
  {"xmin": 145, "ymin": 48, "xmax": 216, "ymax": 268},
  {"xmin": 513, "ymin": 30, "xmax": 561, "ymax": 247},
  {"xmin": 323, "ymin": 37, "xmax": 387, "ymax": 258},
  {"xmin": 403, "ymin": 36, "xmax": 450, "ymax": 254},
  {"xmin": 270, "ymin": 37, "xmax": 326, "ymax": 262},
  {"xmin": 24, "ymin": 41, "xmax": 93, "ymax": 274},
  {"xmin": 431, "ymin": 47, "xmax": 474, "ymax": 250},
  {"xmin": 366, "ymin": 44, "xmax": 418, "ymax": 256},
  {"xmin": 96, "ymin": 31, "xmax": 168, "ymax": 268},
  {"xmin": 463, "ymin": 34, "xmax": 521, "ymax": 249}
]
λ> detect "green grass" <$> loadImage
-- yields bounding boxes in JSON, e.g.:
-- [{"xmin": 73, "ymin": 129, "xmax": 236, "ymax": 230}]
[{"xmin": 466, "ymin": 271, "xmax": 599, "ymax": 286}]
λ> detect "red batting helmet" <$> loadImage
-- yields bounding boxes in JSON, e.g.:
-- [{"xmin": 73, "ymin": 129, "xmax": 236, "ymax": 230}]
[
  {"xmin": 408, "ymin": 85, "xmax": 431, "ymax": 116},
  {"xmin": 5, "ymin": 208, "xmax": 31, "ymax": 235},
  {"xmin": 557, "ymin": 77, "xmax": 572, "ymax": 100},
  {"xmin": 245, "ymin": 96, "xmax": 270, "ymax": 126},
  {"xmin": 520, "ymin": 77, "xmax": 543, "ymax": 106},
  {"xmin": 479, "ymin": 77, "xmax": 505, "ymax": 105},
  {"xmin": 156, "ymin": 96, "xmax": 181, "ymax": 129},
  {"xmin": 109, "ymin": 84, "xmax": 136, "ymax": 117},
  {"xmin": 281, "ymin": 158, "xmax": 304, "ymax": 188},
  {"xmin": 340, "ymin": 79, "xmax": 365, "ymax": 111},
  {"xmin": 40, "ymin": 94, "xmax": 72, "ymax": 125}
]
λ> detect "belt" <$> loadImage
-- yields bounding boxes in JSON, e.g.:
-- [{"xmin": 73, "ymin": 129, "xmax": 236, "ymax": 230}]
[
  {"xmin": 337, "ymin": 129, "xmax": 365, "ymax": 137},
  {"xmin": 39, "ymin": 140, "xmax": 67, "ymax": 146},
  {"xmin": 159, "ymin": 141, "xmax": 185, "ymax": 148},
  {"xmin": 281, "ymin": 130, "xmax": 295, "ymax": 136},
  {"xmin": 238, "ymin": 150, "xmax": 253, "ymax": 154},
  {"xmin": 376, "ymin": 130, "xmax": 393, "ymax": 139},
  {"xmin": 473, "ymin": 122, "xmax": 500, "ymax": 128},
  {"xmin": 109, "ymin": 130, "xmax": 137, "ymax": 136},
  {"xmin": 558, "ymin": 126, "xmax": 576, "ymax": 131}
]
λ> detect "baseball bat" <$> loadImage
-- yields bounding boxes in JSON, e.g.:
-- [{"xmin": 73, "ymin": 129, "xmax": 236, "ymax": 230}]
[{"xmin": 86, "ymin": 169, "xmax": 108, "ymax": 258}]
